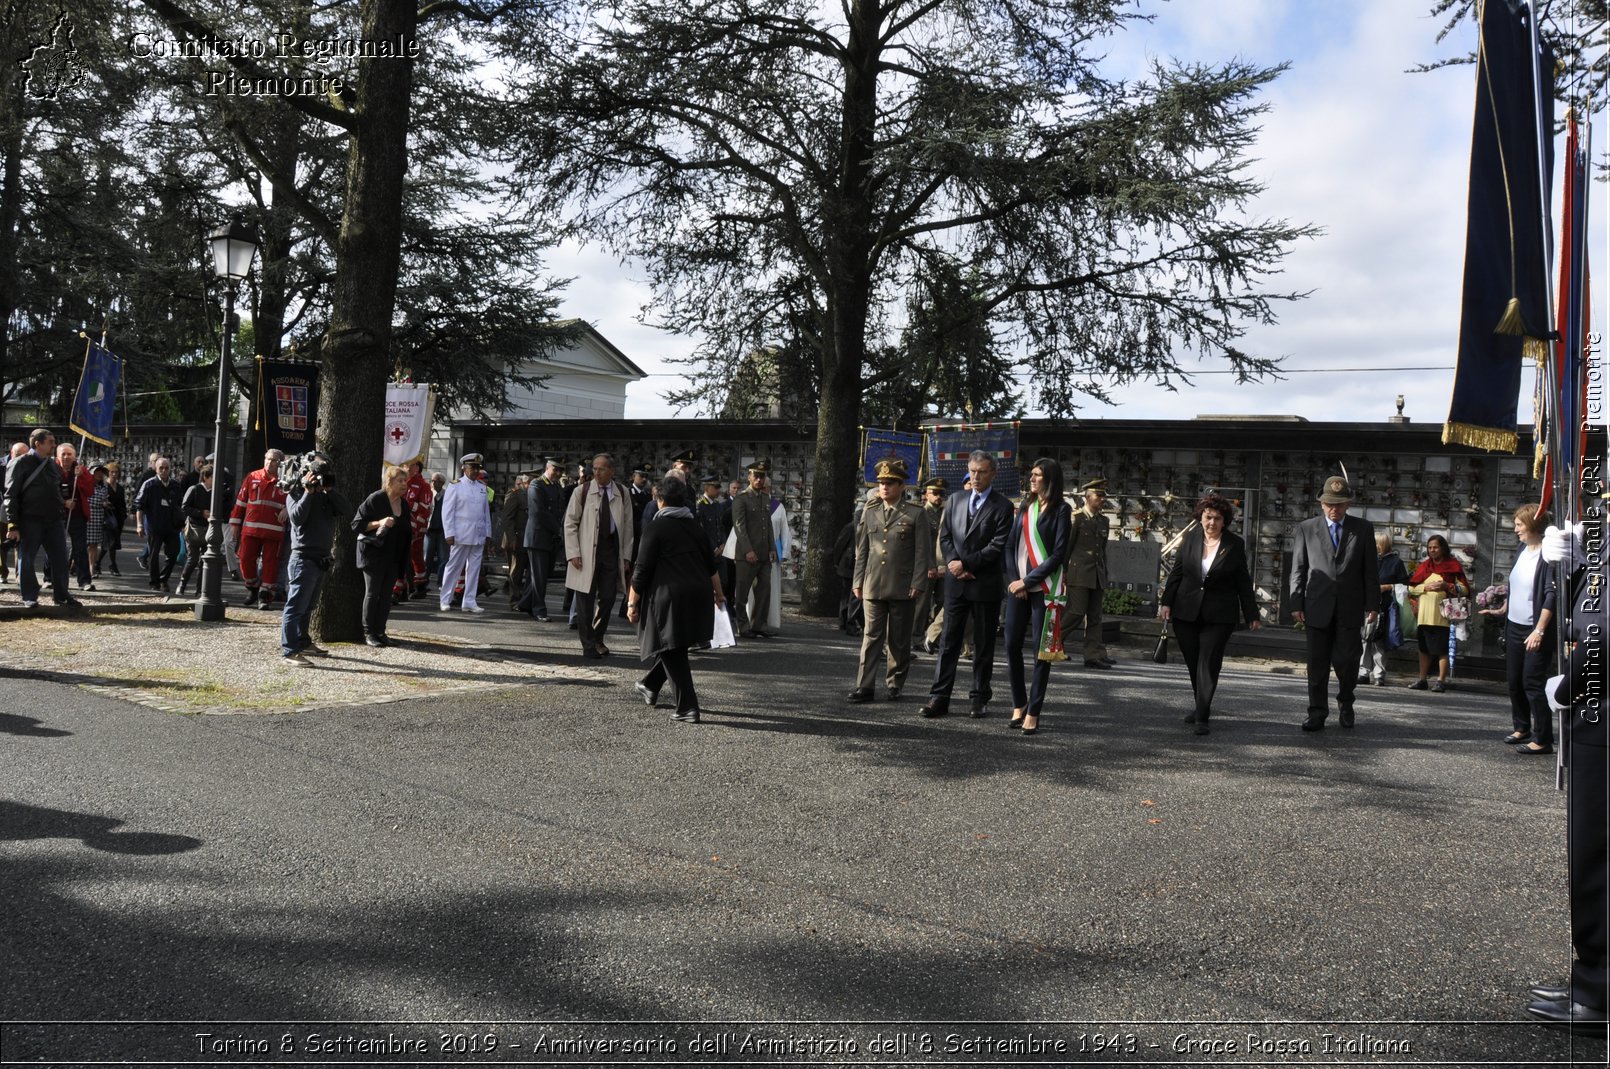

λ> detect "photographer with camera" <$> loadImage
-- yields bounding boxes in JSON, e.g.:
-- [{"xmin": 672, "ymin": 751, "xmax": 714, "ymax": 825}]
[{"xmin": 280, "ymin": 453, "xmax": 340, "ymax": 666}]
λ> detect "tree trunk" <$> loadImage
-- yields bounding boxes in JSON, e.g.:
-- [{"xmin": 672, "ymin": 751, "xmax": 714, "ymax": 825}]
[
  {"xmin": 800, "ymin": 0, "xmax": 879, "ymax": 616},
  {"xmin": 310, "ymin": 0, "xmax": 417, "ymax": 643}
]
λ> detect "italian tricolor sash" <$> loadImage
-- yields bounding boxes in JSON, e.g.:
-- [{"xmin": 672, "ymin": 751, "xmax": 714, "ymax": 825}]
[{"xmin": 1024, "ymin": 498, "xmax": 1068, "ymax": 662}]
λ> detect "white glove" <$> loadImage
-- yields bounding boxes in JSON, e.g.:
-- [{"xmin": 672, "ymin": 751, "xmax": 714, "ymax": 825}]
[{"xmin": 1541, "ymin": 522, "xmax": 1580, "ymax": 564}]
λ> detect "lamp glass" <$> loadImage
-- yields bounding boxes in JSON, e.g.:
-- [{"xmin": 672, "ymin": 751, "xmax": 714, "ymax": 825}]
[{"xmin": 207, "ymin": 221, "xmax": 261, "ymax": 281}]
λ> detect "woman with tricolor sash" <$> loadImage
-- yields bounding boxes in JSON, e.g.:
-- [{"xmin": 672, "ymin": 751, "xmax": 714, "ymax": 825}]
[
  {"xmin": 1159, "ymin": 494, "xmax": 1261, "ymax": 735},
  {"xmin": 1004, "ymin": 457, "xmax": 1073, "ymax": 735}
]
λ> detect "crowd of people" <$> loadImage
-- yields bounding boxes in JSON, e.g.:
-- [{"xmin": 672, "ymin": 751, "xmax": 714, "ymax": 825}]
[{"xmin": 3, "ymin": 431, "xmax": 1603, "ymax": 1030}]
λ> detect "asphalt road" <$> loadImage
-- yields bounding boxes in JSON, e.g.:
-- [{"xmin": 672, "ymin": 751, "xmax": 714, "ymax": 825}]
[{"xmin": 0, "ymin": 605, "xmax": 1600, "ymax": 1067}]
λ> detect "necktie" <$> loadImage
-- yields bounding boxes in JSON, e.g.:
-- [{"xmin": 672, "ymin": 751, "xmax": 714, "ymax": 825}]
[
  {"xmin": 600, "ymin": 485, "xmax": 614, "ymax": 536},
  {"xmin": 1329, "ymin": 522, "xmax": 1340, "ymax": 549},
  {"xmin": 970, "ymin": 493, "xmax": 981, "ymax": 518}
]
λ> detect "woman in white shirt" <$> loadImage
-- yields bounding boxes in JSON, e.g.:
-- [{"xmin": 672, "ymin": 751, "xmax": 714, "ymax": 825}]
[{"xmin": 1488, "ymin": 504, "xmax": 1557, "ymax": 755}]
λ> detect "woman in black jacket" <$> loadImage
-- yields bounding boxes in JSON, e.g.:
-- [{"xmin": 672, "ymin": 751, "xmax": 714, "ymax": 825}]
[
  {"xmin": 1160, "ymin": 494, "xmax": 1261, "ymax": 734},
  {"xmin": 351, "ymin": 465, "xmax": 413, "ymax": 647},
  {"xmin": 626, "ymin": 477, "xmax": 726, "ymax": 723},
  {"xmin": 1002, "ymin": 457, "xmax": 1072, "ymax": 735}
]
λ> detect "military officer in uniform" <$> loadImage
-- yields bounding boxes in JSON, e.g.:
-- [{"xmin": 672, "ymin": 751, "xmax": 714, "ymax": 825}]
[
  {"xmin": 519, "ymin": 458, "xmax": 566, "ymax": 621},
  {"xmin": 1060, "ymin": 478, "xmax": 1114, "ymax": 668},
  {"xmin": 913, "ymin": 476, "xmax": 947, "ymax": 653},
  {"xmin": 848, "ymin": 460, "xmax": 932, "ymax": 702},
  {"xmin": 731, "ymin": 459, "xmax": 777, "ymax": 638}
]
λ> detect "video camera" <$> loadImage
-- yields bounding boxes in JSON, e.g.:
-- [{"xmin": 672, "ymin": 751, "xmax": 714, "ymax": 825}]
[{"xmin": 281, "ymin": 450, "xmax": 334, "ymax": 496}]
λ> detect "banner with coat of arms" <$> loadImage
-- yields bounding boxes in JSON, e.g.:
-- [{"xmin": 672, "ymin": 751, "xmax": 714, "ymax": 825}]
[
  {"xmin": 860, "ymin": 428, "xmax": 923, "ymax": 484},
  {"xmin": 259, "ymin": 359, "xmax": 320, "ymax": 454},
  {"xmin": 383, "ymin": 383, "xmax": 435, "ymax": 466}
]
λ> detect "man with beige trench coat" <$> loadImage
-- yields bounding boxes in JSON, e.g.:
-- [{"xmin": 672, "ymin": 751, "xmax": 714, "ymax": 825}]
[{"xmin": 564, "ymin": 453, "xmax": 634, "ymax": 659}]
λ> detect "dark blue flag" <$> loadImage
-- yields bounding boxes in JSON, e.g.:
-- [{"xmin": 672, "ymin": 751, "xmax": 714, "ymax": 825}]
[
  {"xmin": 927, "ymin": 424, "xmax": 1021, "ymax": 498},
  {"xmin": 861, "ymin": 428, "xmax": 923, "ymax": 484},
  {"xmin": 1444, "ymin": 0, "xmax": 1554, "ymax": 453},
  {"xmin": 68, "ymin": 342, "xmax": 121, "ymax": 447}
]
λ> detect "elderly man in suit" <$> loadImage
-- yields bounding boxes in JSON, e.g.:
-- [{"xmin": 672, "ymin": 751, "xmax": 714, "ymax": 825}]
[
  {"xmin": 921, "ymin": 450, "xmax": 1015, "ymax": 719},
  {"xmin": 564, "ymin": 452, "xmax": 634, "ymax": 659},
  {"xmin": 1060, "ymin": 477, "xmax": 1114, "ymax": 668},
  {"xmin": 730, "ymin": 459, "xmax": 777, "ymax": 638},
  {"xmin": 1289, "ymin": 474, "xmax": 1379, "ymax": 730},
  {"xmin": 848, "ymin": 459, "xmax": 932, "ymax": 703}
]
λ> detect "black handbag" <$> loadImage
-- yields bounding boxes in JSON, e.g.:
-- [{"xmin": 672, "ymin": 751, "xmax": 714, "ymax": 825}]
[{"xmin": 1152, "ymin": 622, "xmax": 1171, "ymax": 664}]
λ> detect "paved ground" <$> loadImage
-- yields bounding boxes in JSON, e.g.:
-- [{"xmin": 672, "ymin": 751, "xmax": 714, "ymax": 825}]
[{"xmin": 0, "ymin": 573, "xmax": 1601, "ymax": 1067}]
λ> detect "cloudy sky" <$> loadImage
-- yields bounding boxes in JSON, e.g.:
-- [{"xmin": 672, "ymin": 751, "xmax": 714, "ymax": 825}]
[{"xmin": 557, "ymin": 0, "xmax": 1605, "ymax": 428}]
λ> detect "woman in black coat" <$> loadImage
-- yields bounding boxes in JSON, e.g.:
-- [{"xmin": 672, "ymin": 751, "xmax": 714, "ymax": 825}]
[
  {"xmin": 1002, "ymin": 457, "xmax": 1072, "ymax": 735},
  {"xmin": 1160, "ymin": 494, "xmax": 1261, "ymax": 734},
  {"xmin": 351, "ymin": 466, "xmax": 413, "ymax": 647},
  {"xmin": 626, "ymin": 477, "xmax": 726, "ymax": 723}
]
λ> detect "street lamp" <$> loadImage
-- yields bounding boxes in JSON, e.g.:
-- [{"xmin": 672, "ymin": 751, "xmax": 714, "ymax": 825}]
[{"xmin": 197, "ymin": 219, "xmax": 260, "ymax": 622}]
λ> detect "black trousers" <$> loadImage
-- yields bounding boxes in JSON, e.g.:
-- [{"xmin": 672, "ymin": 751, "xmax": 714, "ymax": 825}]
[
  {"xmin": 362, "ymin": 562, "xmax": 398, "ymax": 638},
  {"xmin": 928, "ymin": 578, "xmax": 1001, "ymax": 707},
  {"xmin": 1303, "ymin": 620, "xmax": 1362, "ymax": 716},
  {"xmin": 1003, "ymin": 592, "xmax": 1052, "ymax": 716},
  {"xmin": 1174, "ymin": 618, "xmax": 1235, "ymax": 721},
  {"xmin": 66, "ymin": 512, "xmax": 90, "ymax": 585},
  {"xmin": 521, "ymin": 547, "xmax": 555, "ymax": 617},
  {"xmin": 1504, "ymin": 619, "xmax": 1556, "ymax": 745},
  {"xmin": 642, "ymin": 648, "xmax": 698, "ymax": 714},
  {"xmin": 1568, "ymin": 738, "xmax": 1609, "ymax": 1010},
  {"xmin": 576, "ymin": 545, "xmax": 619, "ymax": 654},
  {"xmin": 146, "ymin": 529, "xmax": 180, "ymax": 586}
]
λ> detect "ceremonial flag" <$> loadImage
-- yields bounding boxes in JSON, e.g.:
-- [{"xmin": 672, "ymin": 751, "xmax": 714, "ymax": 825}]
[
  {"xmin": 1538, "ymin": 112, "xmax": 1591, "ymax": 517},
  {"xmin": 1444, "ymin": 0, "xmax": 1554, "ymax": 454},
  {"xmin": 68, "ymin": 341, "xmax": 121, "ymax": 447},
  {"xmin": 927, "ymin": 422, "xmax": 1020, "ymax": 498},
  {"xmin": 259, "ymin": 360, "xmax": 320, "ymax": 454},
  {"xmin": 383, "ymin": 383, "xmax": 435, "ymax": 465},
  {"xmin": 860, "ymin": 428, "xmax": 923, "ymax": 484}
]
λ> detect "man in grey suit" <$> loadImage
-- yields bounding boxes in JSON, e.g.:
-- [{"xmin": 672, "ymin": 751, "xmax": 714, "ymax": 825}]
[
  {"xmin": 1289, "ymin": 474, "xmax": 1379, "ymax": 730},
  {"xmin": 921, "ymin": 450, "xmax": 1015, "ymax": 718}
]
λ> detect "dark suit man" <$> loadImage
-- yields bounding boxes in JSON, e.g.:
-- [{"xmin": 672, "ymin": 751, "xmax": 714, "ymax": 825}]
[
  {"xmin": 1525, "ymin": 526, "xmax": 1607, "ymax": 1034},
  {"xmin": 922, "ymin": 451, "xmax": 1015, "ymax": 718},
  {"xmin": 520, "ymin": 458, "xmax": 566, "ymax": 621},
  {"xmin": 1289, "ymin": 475, "xmax": 1378, "ymax": 730}
]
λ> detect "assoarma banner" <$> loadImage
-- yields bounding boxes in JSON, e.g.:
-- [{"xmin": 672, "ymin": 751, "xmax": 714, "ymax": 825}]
[
  {"xmin": 383, "ymin": 384, "xmax": 434, "ymax": 465},
  {"xmin": 68, "ymin": 342, "xmax": 121, "ymax": 447},
  {"xmin": 260, "ymin": 360, "xmax": 320, "ymax": 454},
  {"xmin": 926, "ymin": 423, "xmax": 1021, "ymax": 498}
]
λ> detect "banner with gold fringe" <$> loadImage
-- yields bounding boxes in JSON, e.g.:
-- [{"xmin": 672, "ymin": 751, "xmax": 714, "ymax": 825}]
[{"xmin": 1443, "ymin": 0, "xmax": 1554, "ymax": 454}]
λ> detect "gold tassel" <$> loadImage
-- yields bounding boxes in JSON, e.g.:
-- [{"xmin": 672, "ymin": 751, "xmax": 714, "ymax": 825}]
[
  {"xmin": 1534, "ymin": 441, "xmax": 1547, "ymax": 479},
  {"xmin": 1442, "ymin": 421, "xmax": 1519, "ymax": 454},
  {"xmin": 1523, "ymin": 336, "xmax": 1551, "ymax": 365},
  {"xmin": 1495, "ymin": 297, "xmax": 1527, "ymax": 335}
]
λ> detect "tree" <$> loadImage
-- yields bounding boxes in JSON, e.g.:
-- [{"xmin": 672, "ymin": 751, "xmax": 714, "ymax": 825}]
[
  {"xmin": 507, "ymin": 0, "xmax": 1314, "ymax": 614},
  {"xmin": 137, "ymin": 0, "xmax": 566, "ymax": 640}
]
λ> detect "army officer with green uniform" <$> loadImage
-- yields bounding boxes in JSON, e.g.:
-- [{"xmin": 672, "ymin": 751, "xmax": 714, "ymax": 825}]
[{"xmin": 848, "ymin": 459, "xmax": 933, "ymax": 702}]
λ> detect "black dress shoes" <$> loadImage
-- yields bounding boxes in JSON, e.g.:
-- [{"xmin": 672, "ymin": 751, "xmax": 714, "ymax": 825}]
[
  {"xmin": 1339, "ymin": 706, "xmax": 1355, "ymax": 728},
  {"xmin": 1301, "ymin": 715, "xmax": 1325, "ymax": 732},
  {"xmin": 847, "ymin": 687, "xmax": 875, "ymax": 703},
  {"xmin": 968, "ymin": 704, "xmax": 988, "ymax": 718},
  {"xmin": 634, "ymin": 682, "xmax": 657, "ymax": 706},
  {"xmin": 919, "ymin": 701, "xmax": 948, "ymax": 718},
  {"xmin": 886, "ymin": 687, "xmax": 901, "ymax": 701},
  {"xmin": 1083, "ymin": 659, "xmax": 1111, "ymax": 669},
  {"xmin": 1530, "ymin": 984, "xmax": 1571, "ymax": 1001},
  {"xmin": 1524, "ymin": 996, "xmax": 1608, "ymax": 1036},
  {"xmin": 1098, "ymin": 656, "xmax": 1116, "ymax": 667},
  {"xmin": 1517, "ymin": 743, "xmax": 1556, "ymax": 755},
  {"xmin": 671, "ymin": 708, "xmax": 701, "ymax": 724}
]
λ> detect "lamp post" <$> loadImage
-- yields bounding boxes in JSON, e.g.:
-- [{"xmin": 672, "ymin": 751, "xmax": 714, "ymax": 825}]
[{"xmin": 197, "ymin": 219, "xmax": 260, "ymax": 622}]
